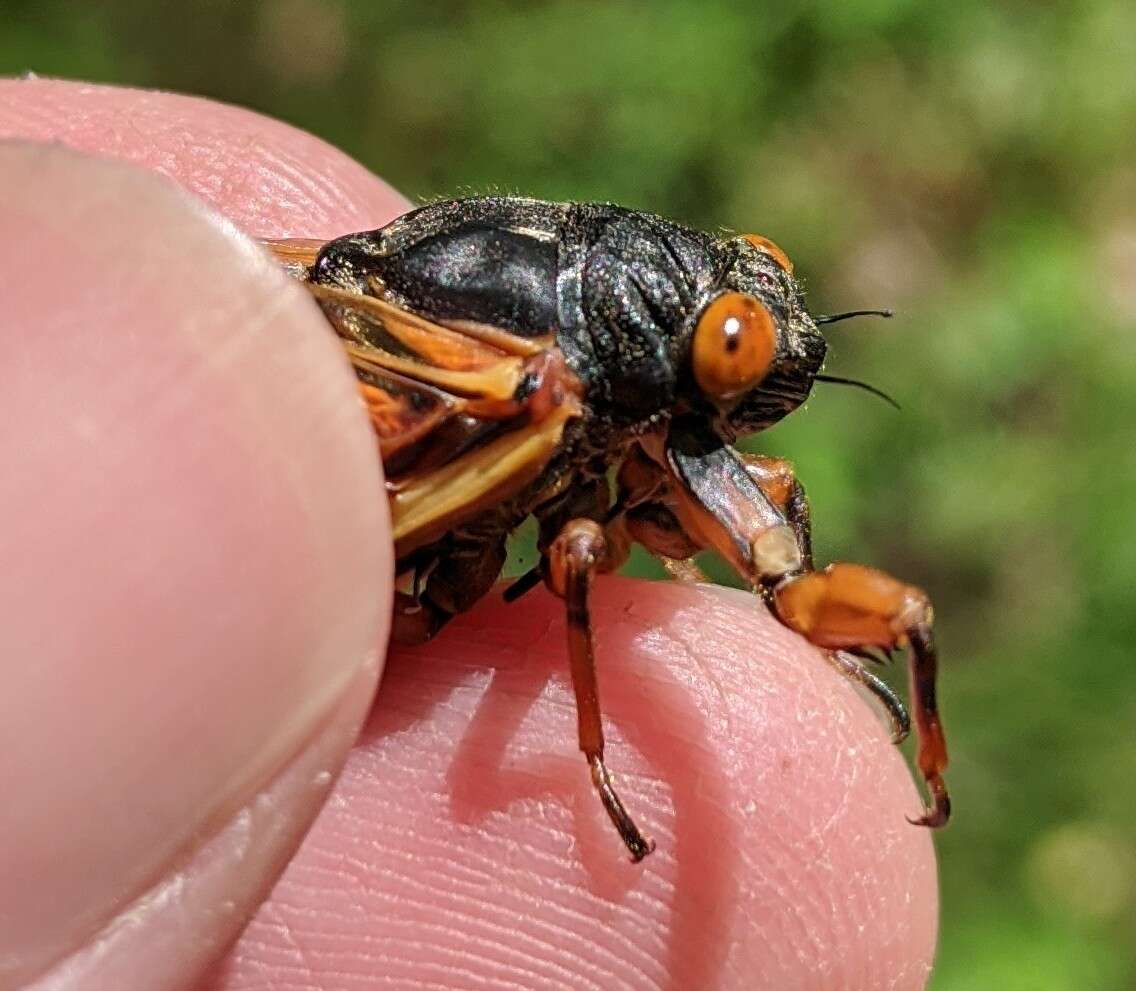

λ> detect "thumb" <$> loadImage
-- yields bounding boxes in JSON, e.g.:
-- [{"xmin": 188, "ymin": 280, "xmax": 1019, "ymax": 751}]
[{"xmin": 0, "ymin": 142, "xmax": 388, "ymax": 989}]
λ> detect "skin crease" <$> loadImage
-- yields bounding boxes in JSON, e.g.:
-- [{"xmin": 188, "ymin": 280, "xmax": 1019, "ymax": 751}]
[{"xmin": 0, "ymin": 80, "xmax": 938, "ymax": 990}]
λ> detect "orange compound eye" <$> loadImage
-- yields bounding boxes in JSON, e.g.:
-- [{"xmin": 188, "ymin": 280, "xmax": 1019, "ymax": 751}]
[
  {"xmin": 692, "ymin": 292, "xmax": 778, "ymax": 403},
  {"xmin": 743, "ymin": 233, "xmax": 794, "ymax": 273}
]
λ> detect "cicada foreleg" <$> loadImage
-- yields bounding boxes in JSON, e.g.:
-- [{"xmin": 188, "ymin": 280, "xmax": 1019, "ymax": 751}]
[
  {"xmin": 617, "ymin": 446, "xmax": 911, "ymax": 745},
  {"xmin": 657, "ymin": 424, "xmax": 947, "ymax": 827},
  {"xmin": 736, "ymin": 453, "xmax": 909, "ymax": 744},
  {"xmin": 736, "ymin": 453, "xmax": 814, "ymax": 570},
  {"xmin": 544, "ymin": 518, "xmax": 655, "ymax": 862}
]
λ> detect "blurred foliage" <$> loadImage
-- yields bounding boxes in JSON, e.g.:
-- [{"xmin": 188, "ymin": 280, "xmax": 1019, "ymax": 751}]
[{"xmin": 5, "ymin": 1, "xmax": 1135, "ymax": 986}]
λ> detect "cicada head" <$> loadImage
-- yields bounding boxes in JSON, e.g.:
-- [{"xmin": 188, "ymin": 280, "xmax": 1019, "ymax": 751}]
[{"xmin": 687, "ymin": 233, "xmax": 827, "ymax": 437}]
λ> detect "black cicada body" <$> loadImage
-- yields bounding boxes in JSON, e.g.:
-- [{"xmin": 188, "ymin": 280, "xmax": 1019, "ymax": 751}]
[{"xmin": 268, "ymin": 197, "xmax": 948, "ymax": 862}]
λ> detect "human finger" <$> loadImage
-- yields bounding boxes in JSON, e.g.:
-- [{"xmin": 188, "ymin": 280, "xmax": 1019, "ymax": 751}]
[{"xmin": 208, "ymin": 580, "xmax": 939, "ymax": 991}]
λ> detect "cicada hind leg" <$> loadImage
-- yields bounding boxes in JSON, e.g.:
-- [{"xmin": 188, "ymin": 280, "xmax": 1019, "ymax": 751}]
[{"xmin": 544, "ymin": 518, "xmax": 655, "ymax": 862}]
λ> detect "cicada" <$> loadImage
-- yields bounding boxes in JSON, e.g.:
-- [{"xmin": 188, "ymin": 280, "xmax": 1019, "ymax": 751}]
[{"xmin": 267, "ymin": 197, "xmax": 949, "ymax": 862}]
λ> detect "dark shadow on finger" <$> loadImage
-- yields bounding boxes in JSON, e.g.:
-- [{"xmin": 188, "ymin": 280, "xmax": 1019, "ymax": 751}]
[{"xmin": 362, "ymin": 582, "xmax": 737, "ymax": 991}]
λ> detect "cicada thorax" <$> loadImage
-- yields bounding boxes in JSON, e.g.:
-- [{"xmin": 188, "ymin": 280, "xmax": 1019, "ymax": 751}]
[{"xmin": 273, "ymin": 201, "xmax": 717, "ymax": 552}]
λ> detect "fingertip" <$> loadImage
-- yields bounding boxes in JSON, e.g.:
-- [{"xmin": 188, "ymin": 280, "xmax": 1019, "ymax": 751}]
[{"xmin": 213, "ymin": 578, "xmax": 938, "ymax": 990}]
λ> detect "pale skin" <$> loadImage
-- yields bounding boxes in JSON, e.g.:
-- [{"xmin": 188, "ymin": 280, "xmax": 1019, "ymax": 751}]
[{"xmin": 0, "ymin": 80, "xmax": 938, "ymax": 990}]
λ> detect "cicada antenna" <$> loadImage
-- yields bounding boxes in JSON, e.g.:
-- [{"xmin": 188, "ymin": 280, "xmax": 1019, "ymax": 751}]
[
  {"xmin": 814, "ymin": 374, "xmax": 901, "ymax": 410},
  {"xmin": 814, "ymin": 308, "xmax": 894, "ymax": 325}
]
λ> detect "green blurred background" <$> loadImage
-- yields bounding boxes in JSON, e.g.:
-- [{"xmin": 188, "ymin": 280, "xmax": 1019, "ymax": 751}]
[{"xmin": 5, "ymin": 1, "xmax": 1134, "ymax": 986}]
